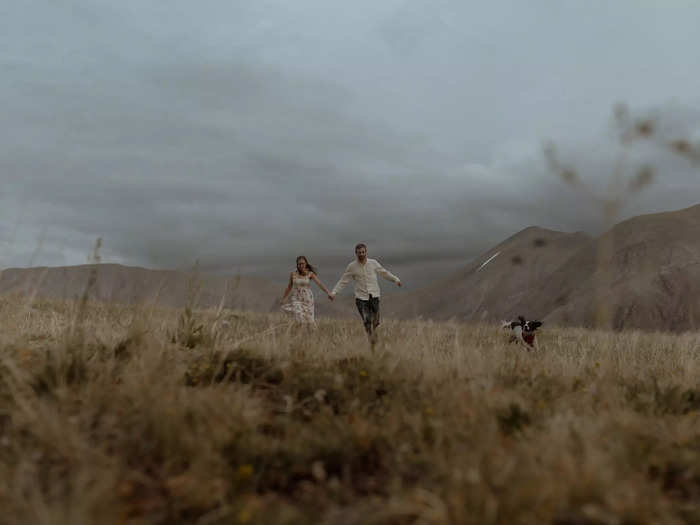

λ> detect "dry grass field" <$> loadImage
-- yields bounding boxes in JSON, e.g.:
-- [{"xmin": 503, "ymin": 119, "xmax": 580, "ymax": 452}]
[{"xmin": 0, "ymin": 294, "xmax": 698, "ymax": 525}]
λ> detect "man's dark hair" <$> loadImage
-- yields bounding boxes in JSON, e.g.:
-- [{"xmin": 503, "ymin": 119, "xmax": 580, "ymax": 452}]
[{"xmin": 355, "ymin": 243, "xmax": 367, "ymax": 252}]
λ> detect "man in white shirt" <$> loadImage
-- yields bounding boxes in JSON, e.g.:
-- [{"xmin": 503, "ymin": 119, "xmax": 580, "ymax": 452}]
[{"xmin": 330, "ymin": 243, "xmax": 401, "ymax": 343}]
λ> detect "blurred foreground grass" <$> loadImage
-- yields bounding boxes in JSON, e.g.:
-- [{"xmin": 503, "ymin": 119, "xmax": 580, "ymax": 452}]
[{"xmin": 0, "ymin": 296, "xmax": 698, "ymax": 524}]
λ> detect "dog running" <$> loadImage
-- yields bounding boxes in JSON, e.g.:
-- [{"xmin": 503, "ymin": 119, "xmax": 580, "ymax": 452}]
[{"xmin": 502, "ymin": 316, "xmax": 542, "ymax": 350}]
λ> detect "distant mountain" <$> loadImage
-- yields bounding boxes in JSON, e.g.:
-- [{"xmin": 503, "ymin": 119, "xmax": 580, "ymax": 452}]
[
  {"xmin": 7, "ymin": 203, "xmax": 700, "ymax": 331},
  {"xmin": 0, "ymin": 263, "xmax": 355, "ymax": 318},
  {"xmin": 385, "ymin": 226, "xmax": 591, "ymax": 322},
  {"xmin": 389, "ymin": 204, "xmax": 700, "ymax": 332},
  {"xmin": 0, "ymin": 264, "xmax": 273, "ymax": 311},
  {"xmin": 527, "ymin": 203, "xmax": 700, "ymax": 331}
]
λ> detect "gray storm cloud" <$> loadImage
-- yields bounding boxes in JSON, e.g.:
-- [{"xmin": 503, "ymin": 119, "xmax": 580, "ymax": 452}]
[{"xmin": 2, "ymin": 1, "xmax": 700, "ymax": 274}]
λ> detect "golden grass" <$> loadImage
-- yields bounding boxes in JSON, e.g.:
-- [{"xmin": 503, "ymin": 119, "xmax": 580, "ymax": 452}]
[{"xmin": 0, "ymin": 296, "xmax": 698, "ymax": 524}]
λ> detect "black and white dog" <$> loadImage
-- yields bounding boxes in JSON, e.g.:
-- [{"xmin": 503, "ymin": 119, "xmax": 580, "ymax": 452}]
[{"xmin": 501, "ymin": 316, "xmax": 542, "ymax": 350}]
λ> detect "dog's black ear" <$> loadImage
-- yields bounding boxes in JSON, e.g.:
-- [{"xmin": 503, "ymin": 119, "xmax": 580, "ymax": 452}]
[
  {"xmin": 532, "ymin": 321, "xmax": 542, "ymax": 329},
  {"xmin": 518, "ymin": 315, "xmax": 525, "ymax": 323}
]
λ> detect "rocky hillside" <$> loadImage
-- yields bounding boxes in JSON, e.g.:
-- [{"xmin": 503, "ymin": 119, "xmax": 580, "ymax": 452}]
[
  {"xmin": 385, "ymin": 226, "xmax": 591, "ymax": 322},
  {"xmin": 528, "ymin": 203, "xmax": 700, "ymax": 331},
  {"xmin": 390, "ymin": 204, "xmax": 700, "ymax": 332}
]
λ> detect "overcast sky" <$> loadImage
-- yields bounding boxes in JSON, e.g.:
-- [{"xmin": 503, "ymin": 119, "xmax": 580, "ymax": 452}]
[{"xmin": 2, "ymin": 1, "xmax": 700, "ymax": 278}]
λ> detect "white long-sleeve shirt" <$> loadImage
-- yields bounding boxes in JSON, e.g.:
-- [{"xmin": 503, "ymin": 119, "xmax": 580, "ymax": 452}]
[{"xmin": 331, "ymin": 258, "xmax": 400, "ymax": 300}]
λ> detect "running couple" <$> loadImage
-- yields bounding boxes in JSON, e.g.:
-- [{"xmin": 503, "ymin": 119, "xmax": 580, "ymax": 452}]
[{"xmin": 280, "ymin": 243, "xmax": 402, "ymax": 342}]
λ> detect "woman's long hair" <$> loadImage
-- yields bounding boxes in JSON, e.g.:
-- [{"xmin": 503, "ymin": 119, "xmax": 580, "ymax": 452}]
[{"xmin": 296, "ymin": 255, "xmax": 316, "ymax": 275}]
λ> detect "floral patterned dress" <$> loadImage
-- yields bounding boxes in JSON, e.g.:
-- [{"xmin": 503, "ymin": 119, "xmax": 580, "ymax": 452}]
[{"xmin": 281, "ymin": 273, "xmax": 315, "ymax": 324}]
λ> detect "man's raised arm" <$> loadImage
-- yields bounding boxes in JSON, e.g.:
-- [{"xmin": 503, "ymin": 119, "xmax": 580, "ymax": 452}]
[{"xmin": 331, "ymin": 263, "xmax": 354, "ymax": 297}]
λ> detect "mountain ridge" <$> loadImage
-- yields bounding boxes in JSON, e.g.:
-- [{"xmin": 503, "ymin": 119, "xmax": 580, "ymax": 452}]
[{"xmin": 4, "ymin": 204, "xmax": 700, "ymax": 331}]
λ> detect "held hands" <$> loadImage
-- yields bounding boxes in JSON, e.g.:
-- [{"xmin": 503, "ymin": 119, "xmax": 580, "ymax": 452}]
[
  {"xmin": 328, "ymin": 293, "xmax": 335, "ymax": 302},
  {"xmin": 397, "ymin": 281, "xmax": 402, "ymax": 287}
]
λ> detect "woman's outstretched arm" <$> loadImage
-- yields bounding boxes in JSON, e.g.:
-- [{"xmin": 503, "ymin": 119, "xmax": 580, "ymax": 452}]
[
  {"xmin": 280, "ymin": 272, "xmax": 293, "ymax": 304},
  {"xmin": 310, "ymin": 272, "xmax": 333, "ymax": 299}
]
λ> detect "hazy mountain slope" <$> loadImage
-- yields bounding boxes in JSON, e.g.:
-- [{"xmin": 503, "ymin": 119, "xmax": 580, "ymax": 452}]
[
  {"xmin": 386, "ymin": 227, "xmax": 591, "ymax": 321},
  {"xmin": 390, "ymin": 203, "xmax": 700, "ymax": 332},
  {"xmin": 6, "ymin": 203, "xmax": 700, "ymax": 331},
  {"xmin": 0, "ymin": 263, "xmax": 355, "ymax": 318},
  {"xmin": 529, "ymin": 203, "xmax": 700, "ymax": 331}
]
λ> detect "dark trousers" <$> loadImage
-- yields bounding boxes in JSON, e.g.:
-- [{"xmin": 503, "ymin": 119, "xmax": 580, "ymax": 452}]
[{"xmin": 355, "ymin": 295, "xmax": 380, "ymax": 335}]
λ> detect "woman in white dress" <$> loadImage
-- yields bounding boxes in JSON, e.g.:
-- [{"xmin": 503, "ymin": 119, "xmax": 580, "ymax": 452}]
[{"xmin": 280, "ymin": 256, "xmax": 332, "ymax": 324}]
